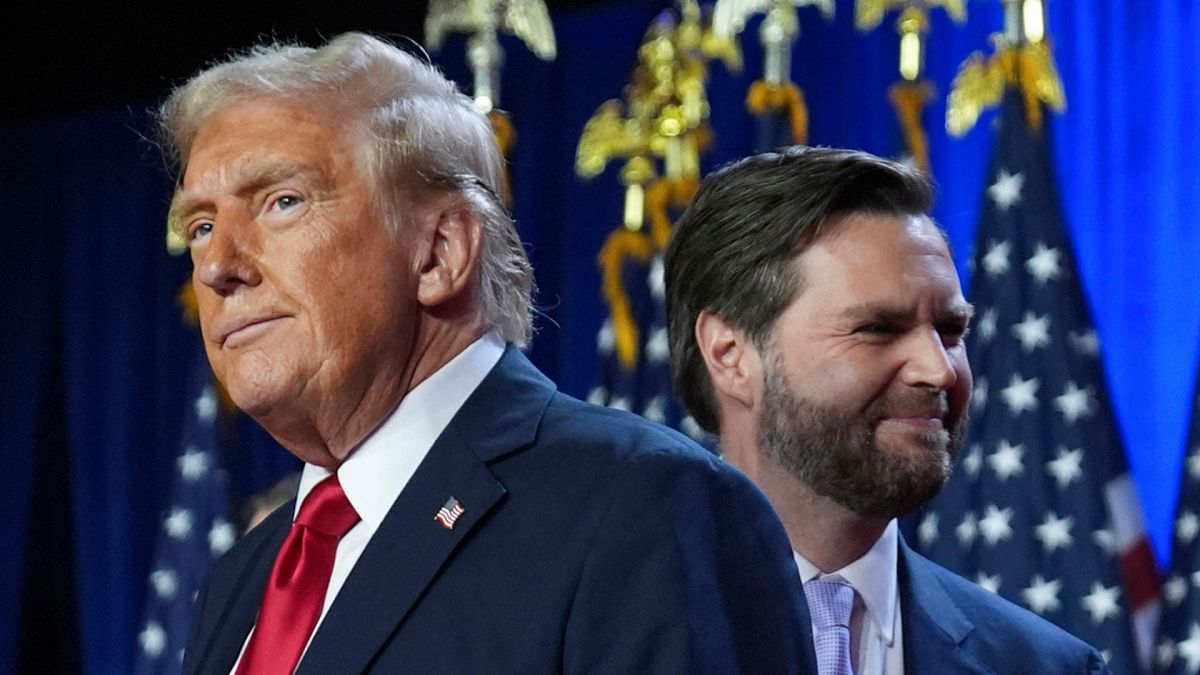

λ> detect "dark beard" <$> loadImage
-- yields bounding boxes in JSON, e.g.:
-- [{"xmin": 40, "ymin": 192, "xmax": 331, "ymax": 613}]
[{"xmin": 757, "ymin": 361, "xmax": 966, "ymax": 519}]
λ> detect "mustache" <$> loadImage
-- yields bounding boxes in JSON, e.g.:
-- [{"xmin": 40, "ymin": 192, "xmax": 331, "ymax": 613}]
[{"xmin": 867, "ymin": 390, "xmax": 950, "ymax": 419}]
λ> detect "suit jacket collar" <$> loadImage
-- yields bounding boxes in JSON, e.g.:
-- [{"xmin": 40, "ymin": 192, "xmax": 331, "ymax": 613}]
[
  {"xmin": 192, "ymin": 346, "xmax": 554, "ymax": 674},
  {"xmin": 899, "ymin": 536, "xmax": 993, "ymax": 675},
  {"xmin": 444, "ymin": 345, "xmax": 554, "ymax": 463},
  {"xmin": 298, "ymin": 347, "xmax": 551, "ymax": 673}
]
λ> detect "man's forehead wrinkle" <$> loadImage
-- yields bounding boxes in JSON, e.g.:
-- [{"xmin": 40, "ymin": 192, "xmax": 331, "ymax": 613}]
[{"xmin": 220, "ymin": 154, "xmax": 316, "ymax": 186}]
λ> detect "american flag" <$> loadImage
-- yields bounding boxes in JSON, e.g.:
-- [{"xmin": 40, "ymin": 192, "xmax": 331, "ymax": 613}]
[
  {"xmin": 133, "ymin": 344, "xmax": 234, "ymax": 675},
  {"xmin": 588, "ymin": 244, "xmax": 709, "ymax": 444},
  {"xmin": 1156, "ymin": 365, "xmax": 1200, "ymax": 674},
  {"xmin": 903, "ymin": 89, "xmax": 1158, "ymax": 673},
  {"xmin": 434, "ymin": 497, "xmax": 466, "ymax": 530}
]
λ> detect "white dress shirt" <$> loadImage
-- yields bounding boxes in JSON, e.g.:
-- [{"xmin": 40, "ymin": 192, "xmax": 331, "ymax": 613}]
[
  {"xmin": 231, "ymin": 333, "xmax": 505, "ymax": 673},
  {"xmin": 795, "ymin": 519, "xmax": 905, "ymax": 675}
]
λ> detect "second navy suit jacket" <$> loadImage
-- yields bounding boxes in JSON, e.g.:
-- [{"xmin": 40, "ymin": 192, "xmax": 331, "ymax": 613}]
[
  {"xmin": 900, "ymin": 537, "xmax": 1109, "ymax": 674},
  {"xmin": 183, "ymin": 347, "xmax": 818, "ymax": 674}
]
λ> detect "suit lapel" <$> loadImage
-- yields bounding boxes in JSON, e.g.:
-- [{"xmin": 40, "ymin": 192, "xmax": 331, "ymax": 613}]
[
  {"xmin": 296, "ymin": 348, "xmax": 553, "ymax": 674},
  {"xmin": 899, "ymin": 538, "xmax": 993, "ymax": 675},
  {"xmin": 189, "ymin": 503, "xmax": 292, "ymax": 674}
]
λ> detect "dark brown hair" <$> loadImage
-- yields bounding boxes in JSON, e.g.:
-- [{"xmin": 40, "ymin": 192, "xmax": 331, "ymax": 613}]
[{"xmin": 665, "ymin": 146, "xmax": 934, "ymax": 433}]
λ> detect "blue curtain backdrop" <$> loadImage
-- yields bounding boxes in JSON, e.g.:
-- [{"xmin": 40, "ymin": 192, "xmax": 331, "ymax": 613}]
[{"xmin": 0, "ymin": 1, "xmax": 1197, "ymax": 673}]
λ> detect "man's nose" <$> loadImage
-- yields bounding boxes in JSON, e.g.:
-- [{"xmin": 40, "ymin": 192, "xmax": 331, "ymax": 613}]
[
  {"xmin": 901, "ymin": 328, "xmax": 959, "ymax": 391},
  {"xmin": 193, "ymin": 215, "xmax": 262, "ymax": 295}
]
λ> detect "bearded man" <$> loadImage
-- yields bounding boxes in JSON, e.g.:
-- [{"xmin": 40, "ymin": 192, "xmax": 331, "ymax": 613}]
[{"xmin": 665, "ymin": 146, "xmax": 1107, "ymax": 674}]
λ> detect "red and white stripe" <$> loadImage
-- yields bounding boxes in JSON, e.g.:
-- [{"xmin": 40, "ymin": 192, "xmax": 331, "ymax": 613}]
[
  {"xmin": 435, "ymin": 498, "xmax": 466, "ymax": 530},
  {"xmin": 1105, "ymin": 473, "xmax": 1162, "ymax": 671}
]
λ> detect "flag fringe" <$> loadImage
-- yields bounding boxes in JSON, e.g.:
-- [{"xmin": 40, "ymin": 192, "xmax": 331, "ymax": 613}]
[
  {"xmin": 598, "ymin": 229, "xmax": 656, "ymax": 371},
  {"xmin": 889, "ymin": 80, "xmax": 935, "ymax": 173},
  {"xmin": 746, "ymin": 81, "xmax": 809, "ymax": 145}
]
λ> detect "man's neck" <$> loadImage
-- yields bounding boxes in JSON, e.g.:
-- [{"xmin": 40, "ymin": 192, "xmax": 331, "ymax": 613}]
[{"xmin": 260, "ymin": 321, "xmax": 487, "ymax": 468}]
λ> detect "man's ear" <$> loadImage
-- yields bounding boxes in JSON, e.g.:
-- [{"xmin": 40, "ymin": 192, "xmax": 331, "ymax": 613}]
[
  {"xmin": 694, "ymin": 310, "xmax": 762, "ymax": 410},
  {"xmin": 416, "ymin": 198, "xmax": 483, "ymax": 308}
]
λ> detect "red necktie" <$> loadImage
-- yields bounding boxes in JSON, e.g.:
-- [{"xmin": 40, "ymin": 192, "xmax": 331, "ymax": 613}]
[{"xmin": 236, "ymin": 474, "xmax": 360, "ymax": 675}]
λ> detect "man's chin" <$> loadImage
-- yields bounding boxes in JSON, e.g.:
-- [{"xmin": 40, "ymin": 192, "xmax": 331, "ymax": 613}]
[
  {"xmin": 214, "ymin": 352, "xmax": 304, "ymax": 416},
  {"xmin": 827, "ymin": 440, "xmax": 954, "ymax": 519},
  {"xmin": 222, "ymin": 380, "xmax": 295, "ymax": 421},
  {"xmin": 835, "ymin": 464, "xmax": 951, "ymax": 519}
]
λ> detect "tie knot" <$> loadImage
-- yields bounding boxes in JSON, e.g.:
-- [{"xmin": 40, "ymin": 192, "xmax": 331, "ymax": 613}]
[
  {"xmin": 296, "ymin": 474, "xmax": 360, "ymax": 538},
  {"xmin": 804, "ymin": 578, "xmax": 855, "ymax": 631}
]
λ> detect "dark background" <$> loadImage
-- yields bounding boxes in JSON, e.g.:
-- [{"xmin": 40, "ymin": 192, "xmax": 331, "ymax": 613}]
[{"xmin": 2, "ymin": 2, "xmax": 551, "ymax": 121}]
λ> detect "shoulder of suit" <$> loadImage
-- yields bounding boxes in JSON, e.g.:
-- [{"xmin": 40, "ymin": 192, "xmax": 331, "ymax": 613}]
[
  {"xmin": 914, "ymin": 552, "xmax": 1104, "ymax": 662},
  {"xmin": 543, "ymin": 390, "xmax": 709, "ymax": 456},
  {"xmin": 532, "ymin": 391, "xmax": 761, "ymax": 495}
]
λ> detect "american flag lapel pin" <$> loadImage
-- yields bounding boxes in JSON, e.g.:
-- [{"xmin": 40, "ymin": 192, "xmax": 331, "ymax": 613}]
[{"xmin": 434, "ymin": 497, "xmax": 465, "ymax": 530}]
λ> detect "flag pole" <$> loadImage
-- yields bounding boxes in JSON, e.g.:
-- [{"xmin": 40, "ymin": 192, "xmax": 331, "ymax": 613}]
[
  {"xmin": 713, "ymin": 0, "xmax": 833, "ymax": 150},
  {"xmin": 855, "ymin": 0, "xmax": 966, "ymax": 173},
  {"xmin": 906, "ymin": 3, "xmax": 1159, "ymax": 671},
  {"xmin": 424, "ymin": 0, "xmax": 558, "ymax": 202},
  {"xmin": 577, "ymin": 1, "xmax": 725, "ymax": 442}
]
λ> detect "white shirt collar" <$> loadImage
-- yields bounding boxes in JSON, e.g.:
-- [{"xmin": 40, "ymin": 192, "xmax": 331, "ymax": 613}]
[
  {"xmin": 794, "ymin": 519, "xmax": 900, "ymax": 644},
  {"xmin": 294, "ymin": 333, "xmax": 506, "ymax": 530}
]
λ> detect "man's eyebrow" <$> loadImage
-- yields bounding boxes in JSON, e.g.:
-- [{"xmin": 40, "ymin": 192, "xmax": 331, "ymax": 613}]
[
  {"xmin": 167, "ymin": 191, "xmax": 204, "ymax": 234},
  {"xmin": 838, "ymin": 300, "xmax": 976, "ymax": 323},
  {"xmin": 940, "ymin": 301, "xmax": 976, "ymax": 321},
  {"xmin": 167, "ymin": 190, "xmax": 201, "ymax": 237},
  {"xmin": 167, "ymin": 160, "xmax": 319, "ymax": 232},
  {"xmin": 838, "ymin": 303, "xmax": 916, "ymax": 323}
]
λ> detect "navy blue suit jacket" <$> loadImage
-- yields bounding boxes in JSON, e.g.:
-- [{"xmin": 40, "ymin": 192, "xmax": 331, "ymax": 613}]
[
  {"xmin": 900, "ymin": 538, "xmax": 1108, "ymax": 674},
  {"xmin": 183, "ymin": 348, "xmax": 817, "ymax": 674}
]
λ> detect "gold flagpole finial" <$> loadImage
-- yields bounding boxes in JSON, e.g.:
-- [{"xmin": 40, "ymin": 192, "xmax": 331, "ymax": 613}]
[
  {"xmin": 854, "ymin": 1, "xmax": 965, "ymax": 83},
  {"xmin": 713, "ymin": 0, "xmax": 833, "ymax": 83},
  {"xmin": 896, "ymin": 7, "xmax": 928, "ymax": 82},
  {"xmin": 999, "ymin": 0, "xmax": 1046, "ymax": 47},
  {"xmin": 857, "ymin": 1, "xmax": 964, "ymax": 173},
  {"xmin": 576, "ymin": 1, "xmax": 731, "ymax": 211},
  {"xmin": 425, "ymin": 0, "xmax": 558, "ymax": 113},
  {"xmin": 425, "ymin": 0, "xmax": 556, "ymax": 203},
  {"xmin": 855, "ymin": 0, "xmax": 964, "ymax": 33},
  {"xmin": 946, "ymin": 0, "xmax": 1063, "ymax": 137},
  {"xmin": 580, "ymin": 3, "xmax": 733, "ymax": 370},
  {"xmin": 713, "ymin": 0, "xmax": 833, "ymax": 145}
]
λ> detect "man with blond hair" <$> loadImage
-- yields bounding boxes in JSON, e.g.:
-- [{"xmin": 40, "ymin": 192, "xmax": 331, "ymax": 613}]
[{"xmin": 165, "ymin": 33, "xmax": 814, "ymax": 674}]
